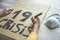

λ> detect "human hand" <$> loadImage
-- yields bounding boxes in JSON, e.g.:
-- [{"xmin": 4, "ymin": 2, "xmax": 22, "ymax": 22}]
[
  {"xmin": 31, "ymin": 17, "xmax": 40, "ymax": 27},
  {"xmin": 0, "ymin": 8, "xmax": 13, "ymax": 18},
  {"xmin": 31, "ymin": 17, "xmax": 40, "ymax": 32}
]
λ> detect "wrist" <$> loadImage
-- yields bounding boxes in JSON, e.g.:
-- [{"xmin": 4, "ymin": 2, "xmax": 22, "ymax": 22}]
[
  {"xmin": 32, "ymin": 27, "xmax": 38, "ymax": 33},
  {"xmin": 34, "ymin": 24, "xmax": 39, "ymax": 27},
  {"xmin": 32, "ymin": 24, "xmax": 39, "ymax": 33}
]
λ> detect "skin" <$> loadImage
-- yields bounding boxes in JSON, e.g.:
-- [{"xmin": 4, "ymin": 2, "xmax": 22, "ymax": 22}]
[
  {"xmin": 0, "ymin": 8, "xmax": 40, "ymax": 33},
  {"xmin": 31, "ymin": 17, "xmax": 40, "ymax": 33},
  {"xmin": 0, "ymin": 8, "xmax": 13, "ymax": 18}
]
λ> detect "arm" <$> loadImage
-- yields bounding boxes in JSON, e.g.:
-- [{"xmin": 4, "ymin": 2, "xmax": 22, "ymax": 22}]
[
  {"xmin": 26, "ymin": 17, "xmax": 40, "ymax": 40},
  {"xmin": 0, "ymin": 8, "xmax": 13, "ymax": 18}
]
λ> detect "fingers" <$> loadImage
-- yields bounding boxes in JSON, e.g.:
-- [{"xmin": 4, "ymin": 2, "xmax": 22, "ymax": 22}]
[
  {"xmin": 31, "ymin": 16, "xmax": 40, "ymax": 32},
  {"xmin": 0, "ymin": 8, "xmax": 13, "ymax": 18},
  {"xmin": 31, "ymin": 16, "xmax": 40, "ymax": 24},
  {"xmin": 4, "ymin": 8, "xmax": 13, "ymax": 14},
  {"xmin": 32, "ymin": 16, "xmax": 39, "ymax": 21}
]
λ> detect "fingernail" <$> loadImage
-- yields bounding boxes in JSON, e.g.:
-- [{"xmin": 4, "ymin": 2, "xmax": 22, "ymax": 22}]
[
  {"xmin": 6, "ymin": 8, "xmax": 10, "ymax": 10},
  {"xmin": 9, "ymin": 8, "xmax": 13, "ymax": 9},
  {"xmin": 9, "ymin": 11, "xmax": 12, "ymax": 13},
  {"xmin": 9, "ymin": 8, "xmax": 13, "ymax": 11}
]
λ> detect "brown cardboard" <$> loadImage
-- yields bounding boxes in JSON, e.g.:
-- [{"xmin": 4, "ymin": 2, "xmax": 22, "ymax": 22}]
[{"xmin": 0, "ymin": 0, "xmax": 50, "ymax": 40}]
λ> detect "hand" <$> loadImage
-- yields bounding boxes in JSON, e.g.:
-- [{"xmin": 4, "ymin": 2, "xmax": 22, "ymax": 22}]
[
  {"xmin": 0, "ymin": 8, "xmax": 13, "ymax": 18},
  {"xmin": 31, "ymin": 17, "xmax": 40, "ymax": 32},
  {"xmin": 31, "ymin": 17, "xmax": 40, "ymax": 27}
]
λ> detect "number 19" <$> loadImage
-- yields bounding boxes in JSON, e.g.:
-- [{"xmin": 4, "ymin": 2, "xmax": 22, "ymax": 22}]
[{"xmin": 12, "ymin": 10, "xmax": 32, "ymax": 22}]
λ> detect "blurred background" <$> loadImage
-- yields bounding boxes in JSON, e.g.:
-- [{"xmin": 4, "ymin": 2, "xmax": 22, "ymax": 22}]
[{"xmin": 0, "ymin": 0, "xmax": 17, "ymax": 9}]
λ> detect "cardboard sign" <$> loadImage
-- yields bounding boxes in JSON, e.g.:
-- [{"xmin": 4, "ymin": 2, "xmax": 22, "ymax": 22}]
[{"xmin": 0, "ymin": 0, "xmax": 50, "ymax": 40}]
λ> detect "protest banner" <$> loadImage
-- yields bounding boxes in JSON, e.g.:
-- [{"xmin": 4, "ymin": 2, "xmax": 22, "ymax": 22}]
[{"xmin": 0, "ymin": 0, "xmax": 50, "ymax": 40}]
